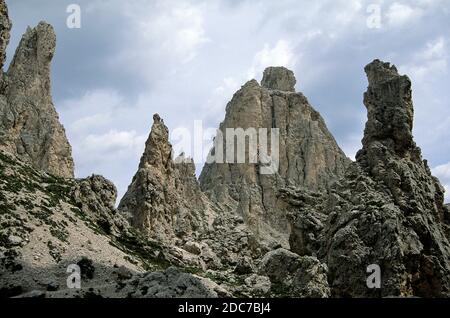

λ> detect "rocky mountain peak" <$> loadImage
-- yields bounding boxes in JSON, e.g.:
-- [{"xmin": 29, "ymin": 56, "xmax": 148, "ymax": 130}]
[
  {"xmin": 200, "ymin": 68, "xmax": 349, "ymax": 249},
  {"xmin": 119, "ymin": 114, "xmax": 214, "ymax": 245},
  {"xmin": 8, "ymin": 21, "xmax": 57, "ymax": 89},
  {"xmin": 261, "ymin": 66, "xmax": 296, "ymax": 92},
  {"xmin": 364, "ymin": 59, "xmax": 400, "ymax": 86},
  {"xmin": 0, "ymin": 18, "xmax": 74, "ymax": 178},
  {"xmin": 0, "ymin": 0, "xmax": 11, "ymax": 71},
  {"xmin": 138, "ymin": 113, "xmax": 172, "ymax": 170}
]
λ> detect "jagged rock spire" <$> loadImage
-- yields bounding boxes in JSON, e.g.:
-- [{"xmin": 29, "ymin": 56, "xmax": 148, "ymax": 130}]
[
  {"xmin": 138, "ymin": 114, "xmax": 172, "ymax": 169},
  {"xmin": 358, "ymin": 59, "xmax": 417, "ymax": 161},
  {"xmin": 289, "ymin": 59, "xmax": 450, "ymax": 297},
  {"xmin": 119, "ymin": 114, "xmax": 212, "ymax": 244},
  {"xmin": 0, "ymin": 21, "xmax": 74, "ymax": 178},
  {"xmin": 356, "ymin": 59, "xmax": 445, "ymax": 217},
  {"xmin": 0, "ymin": 0, "xmax": 11, "ymax": 71}
]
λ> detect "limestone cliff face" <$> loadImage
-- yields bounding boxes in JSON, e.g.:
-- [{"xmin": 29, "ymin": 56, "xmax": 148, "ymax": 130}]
[
  {"xmin": 289, "ymin": 60, "xmax": 450, "ymax": 297},
  {"xmin": 118, "ymin": 114, "xmax": 213, "ymax": 244},
  {"xmin": 199, "ymin": 67, "xmax": 349, "ymax": 248},
  {"xmin": 0, "ymin": 18, "xmax": 74, "ymax": 178}
]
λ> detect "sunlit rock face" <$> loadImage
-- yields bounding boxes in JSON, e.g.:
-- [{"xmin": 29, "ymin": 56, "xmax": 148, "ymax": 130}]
[
  {"xmin": 0, "ymin": 16, "xmax": 74, "ymax": 178},
  {"xmin": 199, "ymin": 67, "xmax": 349, "ymax": 249}
]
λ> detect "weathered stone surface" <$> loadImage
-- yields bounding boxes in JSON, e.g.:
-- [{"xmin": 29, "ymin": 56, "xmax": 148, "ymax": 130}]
[
  {"xmin": 17, "ymin": 266, "xmax": 231, "ymax": 298},
  {"xmin": 72, "ymin": 175, "xmax": 117, "ymax": 213},
  {"xmin": 0, "ymin": 150, "xmax": 151, "ymax": 297},
  {"xmin": 233, "ymin": 256, "xmax": 255, "ymax": 275},
  {"xmin": 0, "ymin": 21, "xmax": 74, "ymax": 178},
  {"xmin": 70, "ymin": 175, "xmax": 129, "ymax": 236},
  {"xmin": 0, "ymin": 0, "xmax": 11, "ymax": 71},
  {"xmin": 200, "ymin": 67, "xmax": 349, "ymax": 248},
  {"xmin": 122, "ymin": 266, "xmax": 232, "ymax": 298},
  {"xmin": 197, "ymin": 211, "xmax": 258, "ymax": 268},
  {"xmin": 289, "ymin": 60, "xmax": 450, "ymax": 297},
  {"xmin": 244, "ymin": 274, "xmax": 271, "ymax": 294},
  {"xmin": 258, "ymin": 248, "xmax": 330, "ymax": 297},
  {"xmin": 261, "ymin": 66, "xmax": 296, "ymax": 92},
  {"xmin": 280, "ymin": 188, "xmax": 326, "ymax": 257}
]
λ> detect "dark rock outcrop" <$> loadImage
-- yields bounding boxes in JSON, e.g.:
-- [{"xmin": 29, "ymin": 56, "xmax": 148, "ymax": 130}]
[
  {"xmin": 258, "ymin": 248, "xmax": 330, "ymax": 298},
  {"xmin": 289, "ymin": 60, "xmax": 450, "ymax": 297}
]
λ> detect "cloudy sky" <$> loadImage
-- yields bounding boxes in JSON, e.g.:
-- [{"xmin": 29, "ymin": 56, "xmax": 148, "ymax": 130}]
[{"xmin": 4, "ymin": 0, "xmax": 450, "ymax": 202}]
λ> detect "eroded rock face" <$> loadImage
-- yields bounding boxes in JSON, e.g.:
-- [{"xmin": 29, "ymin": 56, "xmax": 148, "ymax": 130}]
[
  {"xmin": 0, "ymin": 0, "xmax": 11, "ymax": 72},
  {"xmin": 356, "ymin": 60, "xmax": 446, "ymax": 222},
  {"xmin": 258, "ymin": 248, "xmax": 330, "ymax": 298},
  {"xmin": 16, "ymin": 266, "xmax": 231, "ymax": 298},
  {"xmin": 119, "ymin": 114, "xmax": 213, "ymax": 244},
  {"xmin": 289, "ymin": 60, "xmax": 450, "ymax": 297},
  {"xmin": 200, "ymin": 67, "xmax": 349, "ymax": 248},
  {"xmin": 0, "ymin": 21, "xmax": 74, "ymax": 178},
  {"xmin": 261, "ymin": 66, "xmax": 296, "ymax": 92},
  {"xmin": 70, "ymin": 175, "xmax": 130, "ymax": 236}
]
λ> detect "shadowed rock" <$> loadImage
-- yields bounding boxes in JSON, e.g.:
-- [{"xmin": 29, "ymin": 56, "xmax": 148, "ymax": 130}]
[{"xmin": 289, "ymin": 59, "xmax": 450, "ymax": 297}]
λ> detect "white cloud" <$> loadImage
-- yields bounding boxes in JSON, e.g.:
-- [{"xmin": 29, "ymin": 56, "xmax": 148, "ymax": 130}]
[
  {"xmin": 341, "ymin": 134, "xmax": 362, "ymax": 161},
  {"xmin": 247, "ymin": 40, "xmax": 297, "ymax": 79},
  {"xmin": 386, "ymin": 2, "xmax": 424, "ymax": 27},
  {"xmin": 136, "ymin": 2, "xmax": 209, "ymax": 63},
  {"xmin": 399, "ymin": 37, "xmax": 448, "ymax": 82},
  {"xmin": 78, "ymin": 130, "xmax": 146, "ymax": 161},
  {"xmin": 61, "ymin": 89, "xmax": 124, "ymax": 133},
  {"xmin": 58, "ymin": 89, "xmax": 148, "ymax": 178},
  {"xmin": 100, "ymin": 0, "xmax": 209, "ymax": 85},
  {"xmin": 433, "ymin": 162, "xmax": 450, "ymax": 180}
]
